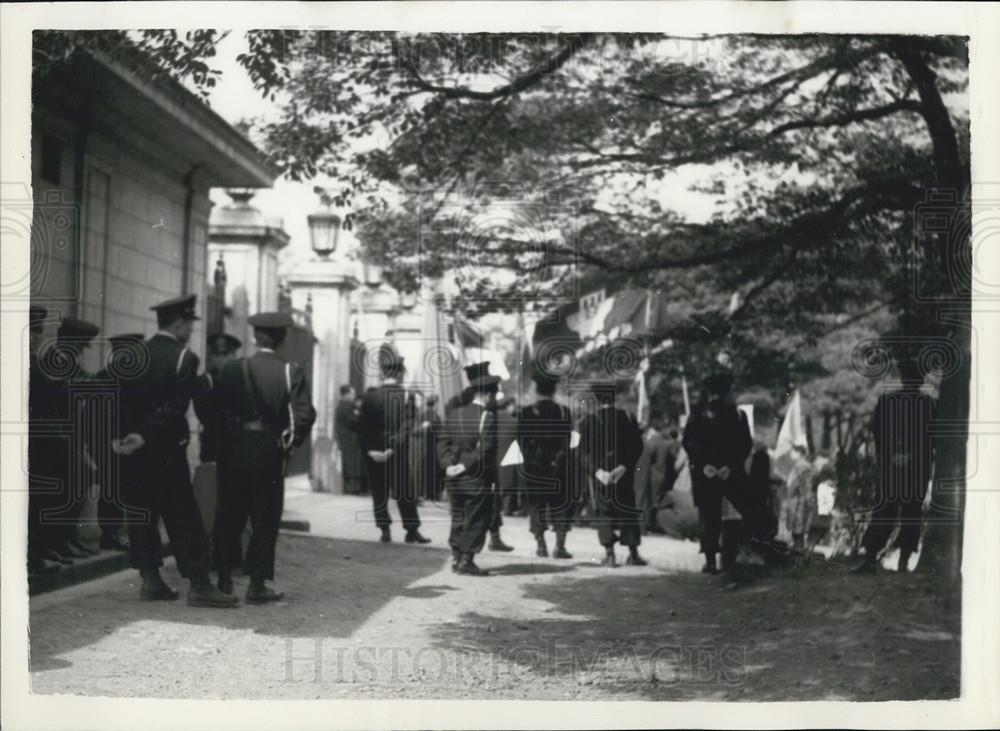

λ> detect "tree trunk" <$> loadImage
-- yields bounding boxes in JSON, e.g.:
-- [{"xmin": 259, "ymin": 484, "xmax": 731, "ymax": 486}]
[{"xmin": 890, "ymin": 40, "xmax": 970, "ymax": 578}]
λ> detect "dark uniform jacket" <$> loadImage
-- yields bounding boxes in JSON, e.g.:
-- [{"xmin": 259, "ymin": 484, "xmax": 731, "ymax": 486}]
[
  {"xmin": 683, "ymin": 399, "xmax": 752, "ymax": 472},
  {"xmin": 682, "ymin": 397, "xmax": 753, "ymax": 505},
  {"xmin": 517, "ymin": 398, "xmax": 573, "ymax": 486},
  {"xmin": 872, "ymin": 387, "xmax": 935, "ymax": 495},
  {"xmin": 126, "ymin": 333, "xmax": 200, "ymax": 453},
  {"xmin": 578, "ymin": 405, "xmax": 644, "ymax": 491},
  {"xmin": 358, "ymin": 382, "xmax": 414, "ymax": 457},
  {"xmin": 437, "ymin": 401, "xmax": 498, "ymax": 491},
  {"xmin": 213, "ymin": 349, "xmax": 316, "ymax": 448}
]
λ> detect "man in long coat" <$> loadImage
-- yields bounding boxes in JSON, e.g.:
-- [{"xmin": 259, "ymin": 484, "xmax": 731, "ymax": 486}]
[
  {"xmin": 358, "ymin": 345, "xmax": 430, "ymax": 544},
  {"xmin": 578, "ymin": 380, "xmax": 647, "ymax": 567},
  {"xmin": 519, "ymin": 369, "xmax": 575, "ymax": 558},
  {"xmin": 682, "ymin": 372, "xmax": 755, "ymax": 575},
  {"xmin": 437, "ymin": 362, "xmax": 502, "ymax": 575},
  {"xmin": 855, "ymin": 357, "xmax": 935, "ymax": 574}
]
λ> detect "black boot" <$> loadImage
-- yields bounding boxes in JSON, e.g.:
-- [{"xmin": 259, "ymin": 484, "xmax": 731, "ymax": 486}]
[
  {"xmin": 601, "ymin": 547, "xmax": 617, "ymax": 567},
  {"xmin": 379, "ymin": 527, "xmax": 391, "ymax": 543},
  {"xmin": 405, "ymin": 529, "xmax": 431, "ymax": 544},
  {"xmin": 488, "ymin": 531, "xmax": 514, "ymax": 552},
  {"xmin": 187, "ymin": 576, "xmax": 239, "ymax": 608},
  {"xmin": 140, "ymin": 569, "xmax": 179, "ymax": 601},
  {"xmin": 456, "ymin": 553, "xmax": 489, "ymax": 576},
  {"xmin": 217, "ymin": 570, "xmax": 234, "ymax": 595},
  {"xmin": 451, "ymin": 548, "xmax": 461, "ymax": 573},
  {"xmin": 246, "ymin": 578, "xmax": 284, "ymax": 604},
  {"xmin": 553, "ymin": 534, "xmax": 572, "ymax": 559},
  {"xmin": 702, "ymin": 553, "xmax": 719, "ymax": 575},
  {"xmin": 535, "ymin": 534, "xmax": 548, "ymax": 558},
  {"xmin": 625, "ymin": 546, "xmax": 648, "ymax": 566},
  {"xmin": 28, "ymin": 552, "xmax": 61, "ymax": 576}
]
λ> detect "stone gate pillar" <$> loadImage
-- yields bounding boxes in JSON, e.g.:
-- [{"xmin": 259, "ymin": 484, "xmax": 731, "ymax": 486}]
[{"xmin": 287, "ymin": 259, "xmax": 358, "ymax": 493}]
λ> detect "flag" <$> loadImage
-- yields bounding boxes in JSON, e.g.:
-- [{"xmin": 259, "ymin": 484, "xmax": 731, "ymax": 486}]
[
  {"xmin": 772, "ymin": 390, "xmax": 808, "ymax": 480},
  {"xmin": 636, "ymin": 356, "xmax": 650, "ymax": 427}
]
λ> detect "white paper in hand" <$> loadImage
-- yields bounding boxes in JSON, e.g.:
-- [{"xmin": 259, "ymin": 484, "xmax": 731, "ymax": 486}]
[
  {"xmin": 570, "ymin": 430, "xmax": 581, "ymax": 450},
  {"xmin": 501, "ymin": 439, "xmax": 523, "ymax": 467}
]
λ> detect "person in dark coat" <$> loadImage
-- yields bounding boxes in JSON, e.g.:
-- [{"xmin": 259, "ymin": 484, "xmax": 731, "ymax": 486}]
[
  {"xmin": 334, "ymin": 384, "xmax": 364, "ymax": 495},
  {"xmin": 437, "ymin": 362, "xmax": 502, "ymax": 575},
  {"xmin": 92, "ymin": 333, "xmax": 147, "ymax": 552},
  {"xmin": 519, "ymin": 369, "xmax": 575, "ymax": 559},
  {"xmin": 27, "ymin": 305, "xmax": 64, "ymax": 575},
  {"xmin": 194, "ymin": 333, "xmax": 242, "ymax": 464},
  {"xmin": 487, "ymin": 393, "xmax": 516, "ymax": 552},
  {"xmin": 37, "ymin": 317, "xmax": 102, "ymax": 559},
  {"xmin": 855, "ymin": 358, "xmax": 935, "ymax": 574},
  {"xmin": 115, "ymin": 294, "xmax": 237, "ymax": 608},
  {"xmin": 682, "ymin": 372, "xmax": 755, "ymax": 576},
  {"xmin": 209, "ymin": 311, "xmax": 317, "ymax": 602},
  {"xmin": 578, "ymin": 380, "xmax": 647, "ymax": 567},
  {"xmin": 358, "ymin": 345, "xmax": 430, "ymax": 544}
]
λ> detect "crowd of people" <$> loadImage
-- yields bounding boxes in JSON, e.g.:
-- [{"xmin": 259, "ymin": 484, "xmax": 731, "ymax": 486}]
[
  {"xmin": 335, "ymin": 346, "xmax": 937, "ymax": 580},
  {"xmin": 28, "ymin": 295, "xmax": 316, "ymax": 607},
  {"xmin": 27, "ymin": 293, "xmax": 936, "ymax": 602}
]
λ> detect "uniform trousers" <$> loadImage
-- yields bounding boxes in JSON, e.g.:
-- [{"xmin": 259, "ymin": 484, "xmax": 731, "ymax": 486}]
[
  {"xmin": 30, "ymin": 436, "xmax": 90, "ymax": 549},
  {"xmin": 126, "ymin": 443, "xmax": 209, "ymax": 579},
  {"xmin": 592, "ymin": 477, "xmax": 642, "ymax": 547},
  {"xmin": 525, "ymin": 476, "xmax": 573, "ymax": 537},
  {"xmin": 692, "ymin": 469, "xmax": 770, "ymax": 555},
  {"xmin": 215, "ymin": 430, "xmax": 285, "ymax": 581},
  {"xmin": 367, "ymin": 455, "xmax": 420, "ymax": 531},
  {"xmin": 862, "ymin": 468, "xmax": 928, "ymax": 556},
  {"xmin": 447, "ymin": 476, "xmax": 495, "ymax": 554}
]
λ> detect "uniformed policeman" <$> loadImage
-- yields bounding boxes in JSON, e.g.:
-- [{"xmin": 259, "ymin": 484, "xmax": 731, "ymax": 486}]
[
  {"xmin": 39, "ymin": 317, "xmax": 101, "ymax": 559},
  {"xmin": 357, "ymin": 344, "xmax": 430, "ymax": 544},
  {"xmin": 193, "ymin": 332, "xmax": 242, "ymax": 463},
  {"xmin": 519, "ymin": 368, "xmax": 575, "ymax": 559},
  {"xmin": 437, "ymin": 362, "xmax": 502, "ymax": 576},
  {"xmin": 116, "ymin": 294, "xmax": 237, "ymax": 607},
  {"xmin": 28, "ymin": 304, "xmax": 63, "ymax": 575},
  {"xmin": 854, "ymin": 358, "xmax": 935, "ymax": 574},
  {"xmin": 93, "ymin": 333, "xmax": 146, "ymax": 552},
  {"xmin": 578, "ymin": 379, "xmax": 647, "ymax": 567},
  {"xmin": 211, "ymin": 311, "xmax": 316, "ymax": 603}
]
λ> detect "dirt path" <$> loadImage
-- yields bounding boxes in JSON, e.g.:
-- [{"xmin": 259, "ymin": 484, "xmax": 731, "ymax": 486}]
[{"xmin": 28, "ymin": 491, "xmax": 959, "ymax": 700}]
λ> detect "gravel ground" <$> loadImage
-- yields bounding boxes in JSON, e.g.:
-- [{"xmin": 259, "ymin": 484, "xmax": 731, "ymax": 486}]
[{"xmin": 28, "ymin": 490, "xmax": 960, "ymax": 701}]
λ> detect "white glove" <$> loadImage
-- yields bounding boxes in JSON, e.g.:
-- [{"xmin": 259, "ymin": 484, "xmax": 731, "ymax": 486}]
[
  {"xmin": 595, "ymin": 469, "xmax": 612, "ymax": 486},
  {"xmin": 113, "ymin": 433, "xmax": 146, "ymax": 456},
  {"xmin": 367, "ymin": 448, "xmax": 393, "ymax": 463},
  {"xmin": 446, "ymin": 464, "xmax": 467, "ymax": 478},
  {"xmin": 611, "ymin": 465, "xmax": 627, "ymax": 483}
]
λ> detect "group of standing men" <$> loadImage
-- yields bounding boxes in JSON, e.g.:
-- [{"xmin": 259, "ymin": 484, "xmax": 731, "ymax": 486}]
[{"xmin": 27, "ymin": 294, "xmax": 315, "ymax": 607}]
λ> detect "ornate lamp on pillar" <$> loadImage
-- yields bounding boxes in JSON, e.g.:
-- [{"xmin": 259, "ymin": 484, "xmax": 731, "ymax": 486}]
[
  {"xmin": 307, "ymin": 207, "xmax": 342, "ymax": 258},
  {"xmin": 286, "ymin": 200, "xmax": 359, "ymax": 493}
]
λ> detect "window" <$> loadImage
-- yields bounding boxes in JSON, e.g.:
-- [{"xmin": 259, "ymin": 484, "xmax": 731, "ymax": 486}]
[{"xmin": 41, "ymin": 133, "xmax": 62, "ymax": 185}]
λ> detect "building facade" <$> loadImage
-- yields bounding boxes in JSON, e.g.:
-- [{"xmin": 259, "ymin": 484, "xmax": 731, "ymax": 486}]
[{"xmin": 27, "ymin": 51, "xmax": 277, "ymax": 484}]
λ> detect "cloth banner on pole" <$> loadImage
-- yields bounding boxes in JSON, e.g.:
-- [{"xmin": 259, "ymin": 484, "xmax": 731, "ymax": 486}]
[{"xmin": 771, "ymin": 389, "xmax": 808, "ymax": 480}]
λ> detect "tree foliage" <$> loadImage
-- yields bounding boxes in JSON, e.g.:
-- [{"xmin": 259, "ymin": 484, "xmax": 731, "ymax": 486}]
[{"xmin": 33, "ymin": 30, "xmax": 971, "ymax": 576}]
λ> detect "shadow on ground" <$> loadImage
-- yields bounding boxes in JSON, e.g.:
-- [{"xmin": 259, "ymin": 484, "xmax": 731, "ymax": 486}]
[
  {"xmin": 428, "ymin": 560, "xmax": 961, "ymax": 701},
  {"xmin": 29, "ymin": 533, "xmax": 451, "ymax": 673}
]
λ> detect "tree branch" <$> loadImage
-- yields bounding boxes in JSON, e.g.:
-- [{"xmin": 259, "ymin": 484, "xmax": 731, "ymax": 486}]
[
  {"xmin": 767, "ymin": 99, "xmax": 924, "ymax": 138},
  {"xmin": 399, "ymin": 35, "xmax": 588, "ymax": 101}
]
